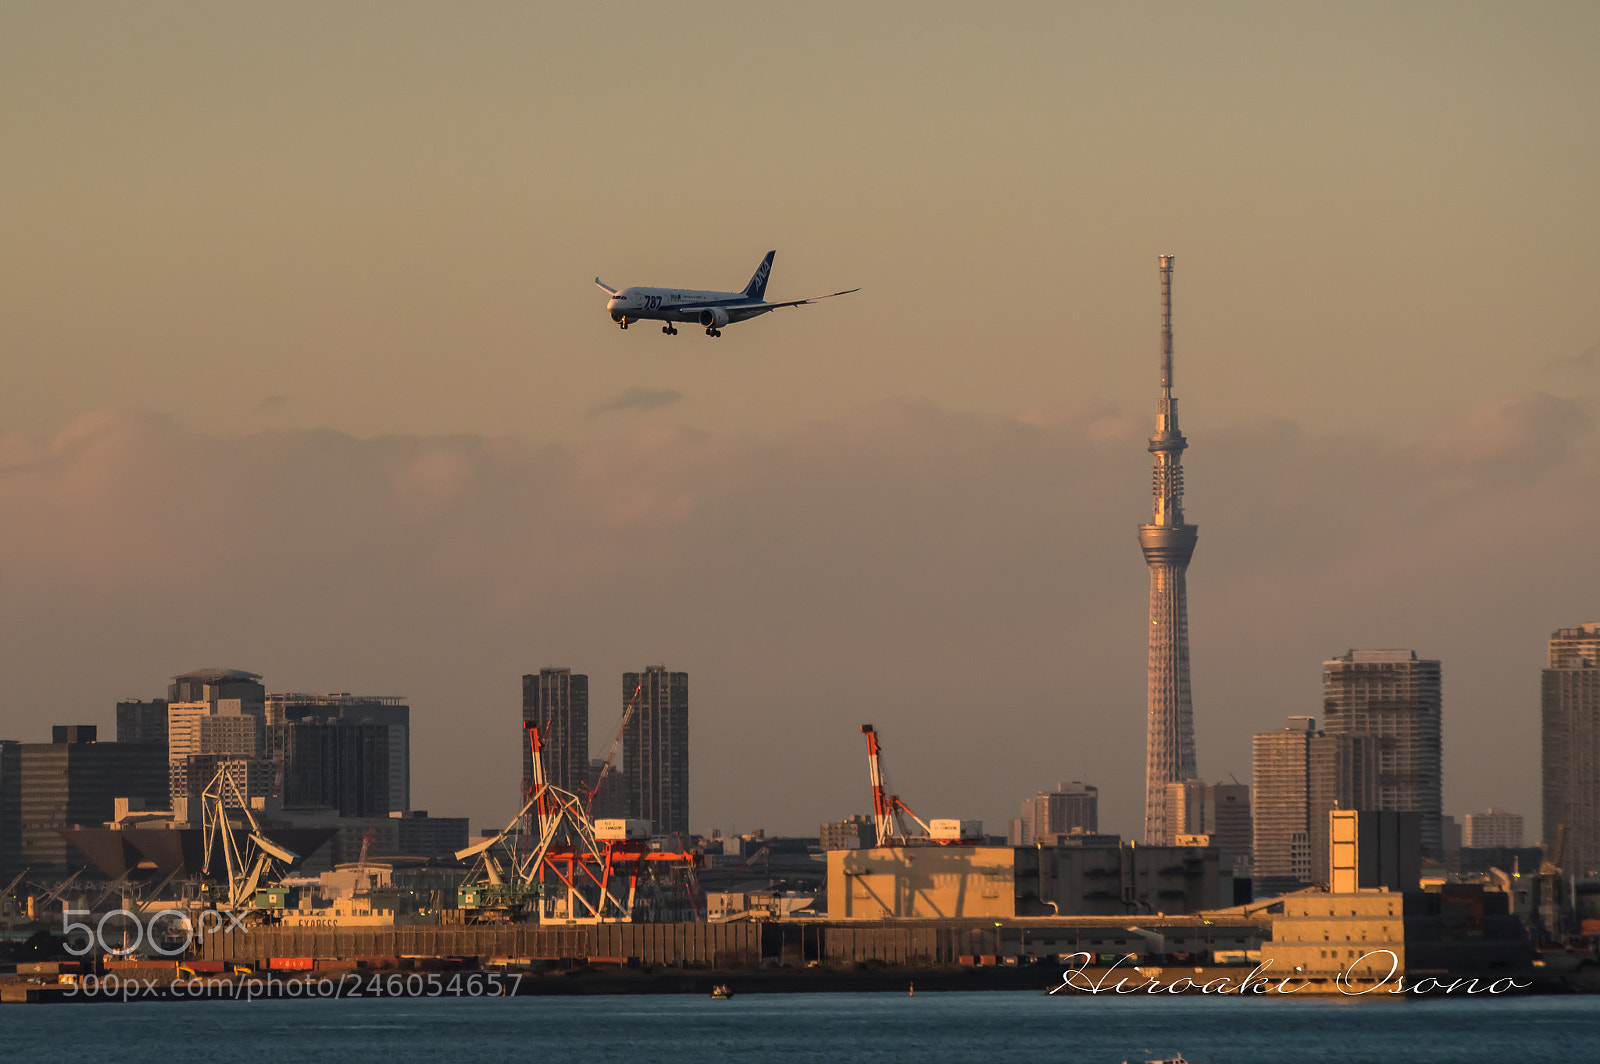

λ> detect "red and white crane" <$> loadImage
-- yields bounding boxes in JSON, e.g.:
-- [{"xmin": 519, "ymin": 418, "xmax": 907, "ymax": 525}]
[
  {"xmin": 860, "ymin": 724, "xmax": 932, "ymax": 845},
  {"xmin": 456, "ymin": 717, "xmax": 698, "ymax": 922}
]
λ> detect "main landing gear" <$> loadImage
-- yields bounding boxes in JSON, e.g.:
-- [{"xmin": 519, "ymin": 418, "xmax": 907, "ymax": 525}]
[
  {"xmin": 704, "ymin": 328, "xmax": 722, "ymax": 337},
  {"xmin": 661, "ymin": 325, "xmax": 678, "ymax": 335}
]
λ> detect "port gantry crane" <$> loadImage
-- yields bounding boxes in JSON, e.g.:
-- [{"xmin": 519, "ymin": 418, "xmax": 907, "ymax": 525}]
[
  {"xmin": 200, "ymin": 764, "xmax": 299, "ymax": 918},
  {"xmin": 455, "ymin": 719, "xmax": 698, "ymax": 923},
  {"xmin": 860, "ymin": 724, "xmax": 932, "ymax": 845}
]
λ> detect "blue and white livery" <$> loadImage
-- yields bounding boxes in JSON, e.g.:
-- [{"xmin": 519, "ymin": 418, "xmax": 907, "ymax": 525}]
[{"xmin": 595, "ymin": 251, "xmax": 858, "ymax": 337}]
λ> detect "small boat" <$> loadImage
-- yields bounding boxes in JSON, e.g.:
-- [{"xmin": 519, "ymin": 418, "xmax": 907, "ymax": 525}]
[{"xmin": 710, "ymin": 984, "xmax": 733, "ymax": 999}]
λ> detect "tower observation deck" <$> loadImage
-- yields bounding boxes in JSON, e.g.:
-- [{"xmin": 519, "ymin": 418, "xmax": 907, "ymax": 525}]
[{"xmin": 1139, "ymin": 254, "xmax": 1199, "ymax": 844}]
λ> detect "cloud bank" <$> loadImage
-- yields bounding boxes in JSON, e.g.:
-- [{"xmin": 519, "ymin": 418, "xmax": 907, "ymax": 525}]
[
  {"xmin": 587, "ymin": 387, "xmax": 685, "ymax": 418},
  {"xmin": 2, "ymin": 393, "xmax": 1595, "ymax": 837}
]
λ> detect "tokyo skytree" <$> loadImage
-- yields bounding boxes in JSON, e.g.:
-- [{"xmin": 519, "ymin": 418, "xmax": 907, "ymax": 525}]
[{"xmin": 1138, "ymin": 255, "xmax": 1199, "ymax": 844}]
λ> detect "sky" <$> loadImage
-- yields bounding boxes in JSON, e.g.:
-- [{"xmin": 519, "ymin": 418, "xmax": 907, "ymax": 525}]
[{"xmin": 2, "ymin": 2, "xmax": 1598, "ymax": 839}]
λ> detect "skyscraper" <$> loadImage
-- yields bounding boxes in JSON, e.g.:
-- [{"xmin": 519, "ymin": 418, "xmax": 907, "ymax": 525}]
[
  {"xmin": 622, "ymin": 666, "xmax": 688, "ymax": 838},
  {"xmin": 268, "ymin": 693, "xmax": 411, "ymax": 814},
  {"xmin": 1322, "ymin": 649, "xmax": 1443, "ymax": 859},
  {"xmin": 522, "ymin": 669, "xmax": 589, "ymax": 798},
  {"xmin": 1252, "ymin": 716, "xmax": 1376, "ymax": 893},
  {"xmin": 1542, "ymin": 623, "xmax": 1600, "ymax": 878},
  {"xmin": 164, "ymin": 668, "xmax": 268, "ymax": 816},
  {"xmin": 1139, "ymin": 254, "xmax": 1200, "ymax": 844},
  {"xmin": 1252, "ymin": 718, "xmax": 1318, "ymax": 890}
]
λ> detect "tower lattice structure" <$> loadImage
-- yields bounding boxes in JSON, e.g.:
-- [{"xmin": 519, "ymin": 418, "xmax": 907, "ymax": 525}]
[{"xmin": 1138, "ymin": 254, "xmax": 1199, "ymax": 844}]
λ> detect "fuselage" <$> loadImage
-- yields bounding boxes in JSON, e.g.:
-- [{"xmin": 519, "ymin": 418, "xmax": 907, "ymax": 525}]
[{"xmin": 607, "ymin": 287, "xmax": 773, "ymax": 326}]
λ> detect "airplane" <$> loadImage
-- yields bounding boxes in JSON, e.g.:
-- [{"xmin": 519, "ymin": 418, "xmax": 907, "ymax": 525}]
[{"xmin": 595, "ymin": 251, "xmax": 858, "ymax": 337}]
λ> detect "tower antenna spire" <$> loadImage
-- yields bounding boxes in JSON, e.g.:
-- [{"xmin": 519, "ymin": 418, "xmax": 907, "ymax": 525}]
[{"xmin": 1160, "ymin": 254, "xmax": 1175, "ymax": 395}]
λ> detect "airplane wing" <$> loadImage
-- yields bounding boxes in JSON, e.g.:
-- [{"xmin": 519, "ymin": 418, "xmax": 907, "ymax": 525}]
[
  {"xmin": 673, "ymin": 289, "xmax": 860, "ymax": 313},
  {"xmin": 755, "ymin": 288, "xmax": 860, "ymax": 310},
  {"xmin": 595, "ymin": 277, "xmax": 619, "ymax": 296}
]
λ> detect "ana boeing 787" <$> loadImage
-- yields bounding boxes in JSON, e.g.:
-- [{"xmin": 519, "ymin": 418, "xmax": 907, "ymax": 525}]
[{"xmin": 595, "ymin": 251, "xmax": 858, "ymax": 337}]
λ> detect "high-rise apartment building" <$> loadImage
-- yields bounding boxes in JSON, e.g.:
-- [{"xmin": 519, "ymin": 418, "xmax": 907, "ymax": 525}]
[
  {"xmin": 1253, "ymin": 718, "xmax": 1317, "ymax": 888},
  {"xmin": 1017, "ymin": 782, "xmax": 1099, "ymax": 845},
  {"xmin": 1542, "ymin": 623, "xmax": 1600, "ymax": 879},
  {"xmin": 623, "ymin": 666, "xmax": 689, "ymax": 838},
  {"xmin": 522, "ymin": 669, "xmax": 589, "ymax": 798},
  {"xmin": 1138, "ymin": 256, "xmax": 1201, "ymax": 844},
  {"xmin": 1323, "ymin": 649, "xmax": 1443, "ymax": 858},
  {"xmin": 268, "ymin": 694, "xmax": 411, "ymax": 814},
  {"xmin": 1463, "ymin": 809, "xmax": 1524, "ymax": 849},
  {"xmin": 1252, "ymin": 716, "xmax": 1377, "ymax": 893}
]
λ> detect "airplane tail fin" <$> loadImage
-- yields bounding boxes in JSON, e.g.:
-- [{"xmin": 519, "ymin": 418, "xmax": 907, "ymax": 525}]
[{"xmin": 743, "ymin": 251, "xmax": 775, "ymax": 301}]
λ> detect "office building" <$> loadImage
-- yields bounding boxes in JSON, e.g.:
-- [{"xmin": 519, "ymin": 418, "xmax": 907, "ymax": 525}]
[
  {"xmin": 165, "ymin": 668, "xmax": 267, "ymax": 811},
  {"xmin": 1542, "ymin": 623, "xmax": 1600, "ymax": 879},
  {"xmin": 171, "ymin": 753, "xmax": 276, "ymax": 816},
  {"xmin": 115, "ymin": 700, "xmax": 168, "ymax": 746},
  {"xmin": 1323, "ymin": 649, "xmax": 1443, "ymax": 858},
  {"xmin": 1016, "ymin": 782, "xmax": 1099, "ymax": 845},
  {"xmin": 821, "ymin": 815, "xmax": 876, "ymax": 851},
  {"xmin": 268, "ymin": 693, "xmax": 411, "ymax": 814},
  {"xmin": 1138, "ymin": 256, "xmax": 1201, "ymax": 844},
  {"xmin": 391, "ymin": 810, "xmax": 471, "ymax": 859},
  {"xmin": 1464, "ymin": 808, "xmax": 1524, "ymax": 849},
  {"xmin": 0, "ymin": 741, "xmax": 19, "ymax": 880},
  {"xmin": 522, "ymin": 669, "xmax": 589, "ymax": 797},
  {"xmin": 16, "ymin": 730, "xmax": 167, "ymax": 877},
  {"xmin": 166, "ymin": 668, "xmax": 265, "ymax": 757},
  {"xmin": 622, "ymin": 666, "xmax": 689, "ymax": 838}
]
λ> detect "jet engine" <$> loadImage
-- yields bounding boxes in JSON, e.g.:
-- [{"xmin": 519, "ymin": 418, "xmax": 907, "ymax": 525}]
[{"xmin": 698, "ymin": 307, "xmax": 730, "ymax": 329}]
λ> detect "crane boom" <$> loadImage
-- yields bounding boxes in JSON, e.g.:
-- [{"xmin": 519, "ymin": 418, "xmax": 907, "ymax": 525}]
[
  {"xmin": 586, "ymin": 684, "xmax": 643, "ymax": 812},
  {"xmin": 859, "ymin": 724, "xmax": 929, "ymax": 844},
  {"xmin": 0, "ymin": 867, "xmax": 29, "ymax": 901}
]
